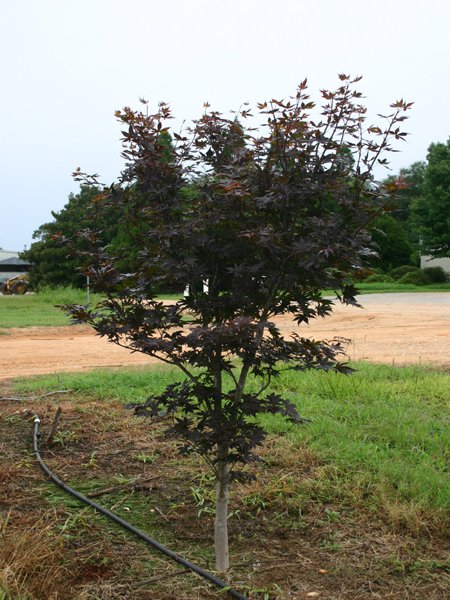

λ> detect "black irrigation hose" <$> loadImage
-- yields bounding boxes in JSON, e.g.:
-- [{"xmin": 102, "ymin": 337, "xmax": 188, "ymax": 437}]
[{"xmin": 33, "ymin": 416, "xmax": 247, "ymax": 600}]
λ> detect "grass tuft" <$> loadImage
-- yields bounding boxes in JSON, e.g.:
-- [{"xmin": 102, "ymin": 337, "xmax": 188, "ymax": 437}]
[{"xmin": 0, "ymin": 511, "xmax": 69, "ymax": 599}]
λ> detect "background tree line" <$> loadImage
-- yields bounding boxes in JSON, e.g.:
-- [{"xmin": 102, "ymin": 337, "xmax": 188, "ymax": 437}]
[
  {"xmin": 368, "ymin": 138, "xmax": 449, "ymax": 281},
  {"xmin": 22, "ymin": 137, "xmax": 450, "ymax": 289}
]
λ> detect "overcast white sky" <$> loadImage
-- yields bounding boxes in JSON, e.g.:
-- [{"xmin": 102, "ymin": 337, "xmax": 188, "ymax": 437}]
[{"xmin": 1, "ymin": 0, "xmax": 449, "ymax": 251}]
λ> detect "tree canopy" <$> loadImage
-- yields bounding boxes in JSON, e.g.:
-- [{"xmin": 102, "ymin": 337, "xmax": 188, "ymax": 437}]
[
  {"xmin": 410, "ymin": 139, "xmax": 450, "ymax": 257},
  {"xmin": 64, "ymin": 75, "xmax": 411, "ymax": 571},
  {"xmin": 21, "ymin": 185, "xmax": 121, "ymax": 289},
  {"xmin": 370, "ymin": 213, "xmax": 413, "ymax": 271},
  {"xmin": 382, "ymin": 161, "xmax": 425, "ymax": 223}
]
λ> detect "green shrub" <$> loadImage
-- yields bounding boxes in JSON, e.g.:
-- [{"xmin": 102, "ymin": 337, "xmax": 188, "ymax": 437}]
[
  {"xmin": 398, "ymin": 270, "xmax": 431, "ymax": 285},
  {"xmin": 364, "ymin": 274, "xmax": 394, "ymax": 283},
  {"xmin": 389, "ymin": 265, "xmax": 420, "ymax": 280},
  {"xmin": 422, "ymin": 266, "xmax": 448, "ymax": 283},
  {"xmin": 353, "ymin": 268, "xmax": 380, "ymax": 281}
]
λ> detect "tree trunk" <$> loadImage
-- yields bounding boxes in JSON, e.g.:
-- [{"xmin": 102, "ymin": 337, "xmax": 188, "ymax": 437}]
[{"xmin": 214, "ymin": 447, "xmax": 230, "ymax": 572}]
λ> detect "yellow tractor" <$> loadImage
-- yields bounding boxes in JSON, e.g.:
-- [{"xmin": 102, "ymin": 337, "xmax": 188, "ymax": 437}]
[{"xmin": 0, "ymin": 274, "xmax": 30, "ymax": 295}]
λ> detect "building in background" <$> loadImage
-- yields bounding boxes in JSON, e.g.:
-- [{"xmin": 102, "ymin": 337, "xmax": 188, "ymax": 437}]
[
  {"xmin": 0, "ymin": 248, "xmax": 30, "ymax": 284},
  {"xmin": 420, "ymin": 255, "xmax": 450, "ymax": 276}
]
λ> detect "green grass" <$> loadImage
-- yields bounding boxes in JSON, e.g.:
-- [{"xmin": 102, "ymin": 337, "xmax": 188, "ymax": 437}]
[
  {"xmin": 0, "ymin": 287, "xmax": 181, "ymax": 328},
  {"xmin": 0, "ymin": 287, "xmax": 103, "ymax": 328},
  {"xmin": 14, "ymin": 363, "xmax": 450, "ymax": 517},
  {"xmin": 40, "ymin": 477, "xmax": 178, "ymax": 549},
  {"xmin": 14, "ymin": 365, "xmax": 185, "ymax": 403},
  {"xmin": 321, "ymin": 282, "xmax": 450, "ymax": 295},
  {"xmin": 258, "ymin": 364, "xmax": 449, "ymax": 513},
  {"xmin": 354, "ymin": 282, "xmax": 450, "ymax": 293}
]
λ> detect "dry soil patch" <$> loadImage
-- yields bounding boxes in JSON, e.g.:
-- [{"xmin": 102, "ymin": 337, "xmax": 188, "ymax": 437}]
[{"xmin": 1, "ymin": 293, "xmax": 449, "ymax": 380}]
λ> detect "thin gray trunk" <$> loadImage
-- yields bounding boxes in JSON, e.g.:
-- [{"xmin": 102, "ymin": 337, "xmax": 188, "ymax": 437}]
[{"xmin": 214, "ymin": 447, "xmax": 230, "ymax": 572}]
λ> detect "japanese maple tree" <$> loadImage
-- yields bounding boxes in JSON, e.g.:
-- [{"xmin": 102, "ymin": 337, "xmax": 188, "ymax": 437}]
[{"xmin": 65, "ymin": 75, "xmax": 411, "ymax": 571}]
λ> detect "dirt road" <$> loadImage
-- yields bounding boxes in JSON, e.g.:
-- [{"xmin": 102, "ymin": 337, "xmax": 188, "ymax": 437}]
[{"xmin": 1, "ymin": 293, "xmax": 449, "ymax": 380}]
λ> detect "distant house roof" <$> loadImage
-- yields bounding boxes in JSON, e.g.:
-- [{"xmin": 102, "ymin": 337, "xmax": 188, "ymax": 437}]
[
  {"xmin": 0, "ymin": 249, "xmax": 20, "ymax": 261},
  {"xmin": 0, "ymin": 257, "xmax": 30, "ymax": 266}
]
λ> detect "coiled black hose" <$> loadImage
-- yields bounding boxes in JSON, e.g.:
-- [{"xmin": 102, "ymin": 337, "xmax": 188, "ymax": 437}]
[{"xmin": 33, "ymin": 416, "xmax": 247, "ymax": 600}]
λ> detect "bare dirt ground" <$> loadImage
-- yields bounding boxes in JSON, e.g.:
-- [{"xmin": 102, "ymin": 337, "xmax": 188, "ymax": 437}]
[{"xmin": 1, "ymin": 293, "xmax": 449, "ymax": 380}]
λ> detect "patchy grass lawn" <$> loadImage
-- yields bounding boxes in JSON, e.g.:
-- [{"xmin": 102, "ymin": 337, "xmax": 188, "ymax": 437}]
[
  {"xmin": 1, "ymin": 363, "xmax": 449, "ymax": 599},
  {"xmin": 0, "ymin": 287, "xmax": 103, "ymax": 328},
  {"xmin": 0, "ymin": 287, "xmax": 180, "ymax": 328}
]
